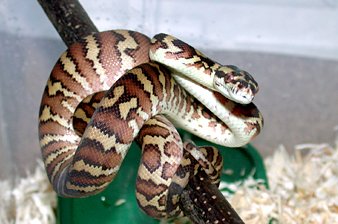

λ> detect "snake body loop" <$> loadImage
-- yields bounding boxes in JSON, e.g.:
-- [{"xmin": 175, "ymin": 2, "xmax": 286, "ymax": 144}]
[
  {"xmin": 72, "ymin": 92, "xmax": 223, "ymax": 218},
  {"xmin": 39, "ymin": 29, "xmax": 263, "ymax": 218}
]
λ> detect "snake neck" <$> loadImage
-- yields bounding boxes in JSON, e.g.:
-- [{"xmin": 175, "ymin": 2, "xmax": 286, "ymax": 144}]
[{"xmin": 149, "ymin": 33, "xmax": 220, "ymax": 91}]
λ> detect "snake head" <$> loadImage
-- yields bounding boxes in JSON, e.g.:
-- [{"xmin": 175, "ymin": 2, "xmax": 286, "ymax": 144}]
[{"xmin": 213, "ymin": 65, "xmax": 258, "ymax": 104}]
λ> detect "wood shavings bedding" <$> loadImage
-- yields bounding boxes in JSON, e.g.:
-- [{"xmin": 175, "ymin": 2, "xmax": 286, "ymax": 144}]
[
  {"xmin": 0, "ymin": 161, "xmax": 56, "ymax": 224},
  {"xmin": 221, "ymin": 143, "xmax": 338, "ymax": 223},
  {"xmin": 0, "ymin": 143, "xmax": 337, "ymax": 223}
]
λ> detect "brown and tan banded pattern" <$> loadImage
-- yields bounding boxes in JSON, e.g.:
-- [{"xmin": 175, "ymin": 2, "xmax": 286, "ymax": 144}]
[
  {"xmin": 136, "ymin": 116, "xmax": 224, "ymax": 218},
  {"xmin": 39, "ymin": 30, "xmax": 151, "ymax": 196},
  {"xmin": 39, "ymin": 30, "xmax": 263, "ymax": 219},
  {"xmin": 72, "ymin": 94, "xmax": 223, "ymax": 219},
  {"xmin": 135, "ymin": 115, "xmax": 184, "ymax": 218}
]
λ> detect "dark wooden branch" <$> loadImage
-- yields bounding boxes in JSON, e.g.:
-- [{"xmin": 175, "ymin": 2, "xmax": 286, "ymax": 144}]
[
  {"xmin": 37, "ymin": 0, "xmax": 97, "ymax": 46},
  {"xmin": 37, "ymin": 0, "xmax": 245, "ymax": 223},
  {"xmin": 180, "ymin": 169, "xmax": 245, "ymax": 224}
]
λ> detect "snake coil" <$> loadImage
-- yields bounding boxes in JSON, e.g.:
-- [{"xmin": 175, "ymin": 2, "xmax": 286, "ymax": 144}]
[{"xmin": 38, "ymin": 30, "xmax": 263, "ymax": 218}]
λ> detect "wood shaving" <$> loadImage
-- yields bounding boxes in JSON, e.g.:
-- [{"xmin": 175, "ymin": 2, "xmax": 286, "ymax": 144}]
[
  {"xmin": 114, "ymin": 198, "xmax": 126, "ymax": 207},
  {"xmin": 0, "ymin": 161, "xmax": 56, "ymax": 224},
  {"xmin": 221, "ymin": 143, "xmax": 338, "ymax": 223}
]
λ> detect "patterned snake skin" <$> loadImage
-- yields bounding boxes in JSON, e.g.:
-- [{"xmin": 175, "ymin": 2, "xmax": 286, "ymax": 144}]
[{"xmin": 38, "ymin": 30, "xmax": 263, "ymax": 219}]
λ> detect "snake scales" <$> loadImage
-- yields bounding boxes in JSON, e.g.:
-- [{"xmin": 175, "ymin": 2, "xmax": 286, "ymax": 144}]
[{"xmin": 38, "ymin": 30, "xmax": 263, "ymax": 219}]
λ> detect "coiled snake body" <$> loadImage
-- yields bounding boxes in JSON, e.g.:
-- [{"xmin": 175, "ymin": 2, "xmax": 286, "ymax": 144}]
[{"xmin": 39, "ymin": 30, "xmax": 262, "ymax": 218}]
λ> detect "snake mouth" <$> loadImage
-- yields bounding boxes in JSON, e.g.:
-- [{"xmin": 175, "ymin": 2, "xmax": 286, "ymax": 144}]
[
  {"xmin": 216, "ymin": 85, "xmax": 253, "ymax": 104},
  {"xmin": 229, "ymin": 91, "xmax": 254, "ymax": 104}
]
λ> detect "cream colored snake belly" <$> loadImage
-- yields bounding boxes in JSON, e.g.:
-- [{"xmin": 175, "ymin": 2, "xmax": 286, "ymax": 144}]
[{"xmin": 38, "ymin": 30, "xmax": 263, "ymax": 218}]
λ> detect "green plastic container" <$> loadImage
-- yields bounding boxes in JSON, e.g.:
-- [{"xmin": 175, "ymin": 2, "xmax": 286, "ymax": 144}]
[{"xmin": 57, "ymin": 130, "xmax": 268, "ymax": 224}]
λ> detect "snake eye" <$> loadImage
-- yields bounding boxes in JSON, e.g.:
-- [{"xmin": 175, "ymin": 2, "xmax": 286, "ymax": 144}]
[
  {"xmin": 225, "ymin": 73, "xmax": 234, "ymax": 83},
  {"xmin": 237, "ymin": 83, "xmax": 244, "ymax": 89}
]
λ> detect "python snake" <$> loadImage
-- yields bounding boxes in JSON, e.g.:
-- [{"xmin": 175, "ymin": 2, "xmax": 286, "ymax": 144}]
[{"xmin": 38, "ymin": 30, "xmax": 263, "ymax": 219}]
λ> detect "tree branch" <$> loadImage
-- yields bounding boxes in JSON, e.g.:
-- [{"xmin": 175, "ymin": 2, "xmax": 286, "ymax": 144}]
[{"xmin": 37, "ymin": 0, "xmax": 97, "ymax": 45}]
